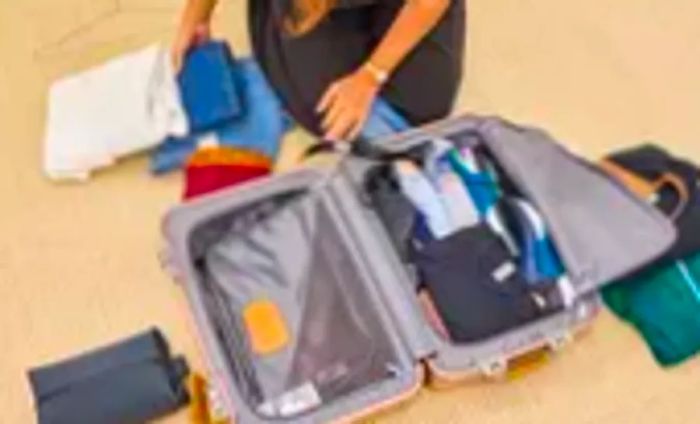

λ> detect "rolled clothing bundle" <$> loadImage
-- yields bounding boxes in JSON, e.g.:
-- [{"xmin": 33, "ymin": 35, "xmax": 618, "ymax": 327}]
[{"xmin": 28, "ymin": 328, "xmax": 190, "ymax": 424}]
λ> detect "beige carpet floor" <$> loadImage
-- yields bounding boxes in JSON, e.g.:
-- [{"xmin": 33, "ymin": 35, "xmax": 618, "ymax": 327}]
[{"xmin": 2, "ymin": 1, "xmax": 700, "ymax": 423}]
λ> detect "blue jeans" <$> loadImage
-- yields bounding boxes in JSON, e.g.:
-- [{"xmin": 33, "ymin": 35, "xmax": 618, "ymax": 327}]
[{"xmin": 359, "ymin": 97, "xmax": 411, "ymax": 143}]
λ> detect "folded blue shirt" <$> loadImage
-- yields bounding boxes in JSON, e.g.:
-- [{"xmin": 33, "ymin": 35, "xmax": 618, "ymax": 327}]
[
  {"xmin": 152, "ymin": 58, "xmax": 291, "ymax": 174},
  {"xmin": 178, "ymin": 40, "xmax": 242, "ymax": 132}
]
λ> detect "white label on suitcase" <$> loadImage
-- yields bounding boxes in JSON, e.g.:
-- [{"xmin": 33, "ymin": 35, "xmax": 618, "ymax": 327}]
[{"xmin": 258, "ymin": 382, "xmax": 322, "ymax": 417}]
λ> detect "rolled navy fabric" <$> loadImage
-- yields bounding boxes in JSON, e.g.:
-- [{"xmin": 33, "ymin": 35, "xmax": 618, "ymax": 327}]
[{"xmin": 28, "ymin": 328, "xmax": 190, "ymax": 424}]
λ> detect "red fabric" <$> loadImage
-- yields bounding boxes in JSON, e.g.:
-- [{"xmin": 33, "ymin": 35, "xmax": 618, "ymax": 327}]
[{"xmin": 183, "ymin": 163, "xmax": 271, "ymax": 200}]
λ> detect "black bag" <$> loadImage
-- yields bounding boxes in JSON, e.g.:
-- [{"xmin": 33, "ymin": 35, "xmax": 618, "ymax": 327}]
[{"xmin": 607, "ymin": 144, "xmax": 700, "ymax": 265}]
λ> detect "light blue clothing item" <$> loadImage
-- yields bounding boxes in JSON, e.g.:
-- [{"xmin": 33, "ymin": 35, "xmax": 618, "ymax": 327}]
[
  {"xmin": 357, "ymin": 97, "xmax": 411, "ymax": 142},
  {"xmin": 394, "ymin": 161, "xmax": 454, "ymax": 240},
  {"xmin": 151, "ymin": 59, "xmax": 291, "ymax": 174},
  {"xmin": 395, "ymin": 138, "xmax": 480, "ymax": 239},
  {"xmin": 426, "ymin": 154, "xmax": 480, "ymax": 231}
]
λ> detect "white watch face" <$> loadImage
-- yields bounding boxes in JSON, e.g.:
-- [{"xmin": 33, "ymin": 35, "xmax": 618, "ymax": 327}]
[{"xmin": 366, "ymin": 62, "xmax": 388, "ymax": 83}]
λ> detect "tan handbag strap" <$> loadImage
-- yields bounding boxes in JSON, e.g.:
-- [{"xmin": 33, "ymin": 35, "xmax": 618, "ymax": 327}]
[
  {"xmin": 649, "ymin": 172, "xmax": 690, "ymax": 220},
  {"xmin": 599, "ymin": 159, "xmax": 657, "ymax": 200},
  {"xmin": 599, "ymin": 159, "xmax": 690, "ymax": 221}
]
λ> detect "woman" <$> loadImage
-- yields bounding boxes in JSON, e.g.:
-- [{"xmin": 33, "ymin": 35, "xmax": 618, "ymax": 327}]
[{"xmin": 172, "ymin": 0, "xmax": 466, "ymax": 142}]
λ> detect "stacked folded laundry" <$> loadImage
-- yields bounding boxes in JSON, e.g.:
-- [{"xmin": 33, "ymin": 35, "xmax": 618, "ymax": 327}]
[
  {"xmin": 151, "ymin": 57, "xmax": 290, "ymax": 175},
  {"xmin": 42, "ymin": 40, "xmax": 289, "ymax": 183}
]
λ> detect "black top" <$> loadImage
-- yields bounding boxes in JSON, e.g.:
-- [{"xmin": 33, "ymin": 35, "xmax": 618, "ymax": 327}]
[{"xmin": 249, "ymin": 0, "xmax": 466, "ymax": 135}]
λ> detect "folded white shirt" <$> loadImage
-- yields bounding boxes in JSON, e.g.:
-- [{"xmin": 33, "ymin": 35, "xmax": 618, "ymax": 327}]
[{"xmin": 43, "ymin": 44, "xmax": 188, "ymax": 181}]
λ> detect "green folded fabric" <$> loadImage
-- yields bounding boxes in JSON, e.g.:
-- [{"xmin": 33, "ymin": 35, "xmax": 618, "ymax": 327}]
[{"xmin": 603, "ymin": 251, "xmax": 700, "ymax": 367}]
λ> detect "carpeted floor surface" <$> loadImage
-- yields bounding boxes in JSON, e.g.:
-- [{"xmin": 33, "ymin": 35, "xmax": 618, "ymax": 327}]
[{"xmin": 1, "ymin": 1, "xmax": 700, "ymax": 423}]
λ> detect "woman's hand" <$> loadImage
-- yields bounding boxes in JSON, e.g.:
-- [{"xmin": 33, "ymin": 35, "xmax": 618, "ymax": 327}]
[
  {"xmin": 171, "ymin": 0, "xmax": 218, "ymax": 72},
  {"xmin": 314, "ymin": 0, "xmax": 451, "ymax": 139},
  {"xmin": 171, "ymin": 22, "xmax": 210, "ymax": 73},
  {"xmin": 316, "ymin": 66, "xmax": 382, "ymax": 142}
]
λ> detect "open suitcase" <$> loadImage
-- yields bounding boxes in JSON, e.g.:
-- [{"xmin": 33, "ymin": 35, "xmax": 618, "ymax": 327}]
[{"xmin": 161, "ymin": 116, "xmax": 675, "ymax": 423}]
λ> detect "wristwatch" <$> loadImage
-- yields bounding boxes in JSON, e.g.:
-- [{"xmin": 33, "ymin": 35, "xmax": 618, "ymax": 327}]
[{"xmin": 364, "ymin": 61, "xmax": 389, "ymax": 85}]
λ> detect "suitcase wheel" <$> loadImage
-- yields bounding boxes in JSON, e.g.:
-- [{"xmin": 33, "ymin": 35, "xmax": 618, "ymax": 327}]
[
  {"xmin": 481, "ymin": 359, "xmax": 508, "ymax": 380},
  {"xmin": 159, "ymin": 248, "xmax": 183, "ymax": 285},
  {"xmin": 547, "ymin": 333, "xmax": 573, "ymax": 353}
]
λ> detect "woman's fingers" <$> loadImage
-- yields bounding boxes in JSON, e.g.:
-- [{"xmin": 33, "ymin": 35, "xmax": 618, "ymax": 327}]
[
  {"xmin": 316, "ymin": 83, "xmax": 340, "ymax": 114},
  {"xmin": 171, "ymin": 43, "xmax": 188, "ymax": 74},
  {"xmin": 171, "ymin": 23, "xmax": 211, "ymax": 74},
  {"xmin": 193, "ymin": 23, "xmax": 211, "ymax": 44},
  {"xmin": 326, "ymin": 107, "xmax": 360, "ymax": 141},
  {"xmin": 347, "ymin": 106, "xmax": 370, "ymax": 141},
  {"xmin": 321, "ymin": 97, "xmax": 345, "ymax": 133},
  {"xmin": 318, "ymin": 68, "xmax": 379, "ymax": 141}
]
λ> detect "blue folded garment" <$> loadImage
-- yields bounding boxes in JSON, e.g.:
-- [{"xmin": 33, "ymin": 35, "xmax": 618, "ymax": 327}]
[
  {"xmin": 502, "ymin": 197, "xmax": 565, "ymax": 284},
  {"xmin": 178, "ymin": 40, "xmax": 242, "ymax": 132},
  {"xmin": 445, "ymin": 148, "xmax": 519, "ymax": 253},
  {"xmin": 152, "ymin": 59, "xmax": 291, "ymax": 174},
  {"xmin": 445, "ymin": 148, "xmax": 501, "ymax": 217}
]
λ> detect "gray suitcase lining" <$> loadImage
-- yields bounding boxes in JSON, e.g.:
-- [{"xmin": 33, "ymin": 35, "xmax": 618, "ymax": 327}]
[
  {"xmin": 163, "ymin": 115, "xmax": 675, "ymax": 422},
  {"xmin": 164, "ymin": 171, "xmax": 421, "ymax": 424}
]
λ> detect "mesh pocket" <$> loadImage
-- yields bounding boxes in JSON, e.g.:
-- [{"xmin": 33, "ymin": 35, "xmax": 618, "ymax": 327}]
[{"xmin": 197, "ymin": 193, "xmax": 401, "ymax": 418}]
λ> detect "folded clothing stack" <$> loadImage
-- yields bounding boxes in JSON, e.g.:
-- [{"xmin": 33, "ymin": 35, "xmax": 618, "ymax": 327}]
[
  {"xmin": 43, "ymin": 44, "xmax": 188, "ymax": 181},
  {"xmin": 28, "ymin": 328, "xmax": 190, "ymax": 424},
  {"xmin": 365, "ymin": 139, "xmax": 567, "ymax": 344},
  {"xmin": 152, "ymin": 49, "xmax": 291, "ymax": 175}
]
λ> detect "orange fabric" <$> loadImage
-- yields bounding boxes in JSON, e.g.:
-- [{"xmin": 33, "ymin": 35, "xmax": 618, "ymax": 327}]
[
  {"xmin": 242, "ymin": 299, "xmax": 290, "ymax": 355},
  {"xmin": 187, "ymin": 146, "xmax": 273, "ymax": 169}
]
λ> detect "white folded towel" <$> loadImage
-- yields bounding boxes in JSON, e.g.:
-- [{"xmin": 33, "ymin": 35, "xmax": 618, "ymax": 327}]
[{"xmin": 43, "ymin": 44, "xmax": 188, "ymax": 181}]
